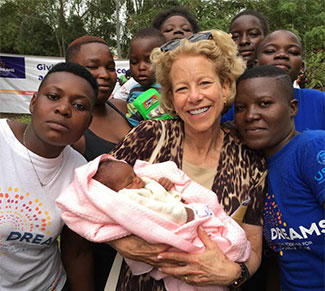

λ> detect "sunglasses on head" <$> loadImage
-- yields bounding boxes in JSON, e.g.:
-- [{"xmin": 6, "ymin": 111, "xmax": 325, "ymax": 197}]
[{"xmin": 160, "ymin": 32, "xmax": 213, "ymax": 52}]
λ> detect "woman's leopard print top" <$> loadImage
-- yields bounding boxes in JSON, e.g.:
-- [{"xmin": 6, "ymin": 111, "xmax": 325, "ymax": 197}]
[
  {"xmin": 111, "ymin": 119, "xmax": 267, "ymax": 291},
  {"xmin": 112, "ymin": 119, "xmax": 267, "ymax": 226}
]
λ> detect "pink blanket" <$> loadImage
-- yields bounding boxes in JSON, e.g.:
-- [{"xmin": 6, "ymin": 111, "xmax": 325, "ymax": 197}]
[{"xmin": 56, "ymin": 154, "xmax": 250, "ymax": 291}]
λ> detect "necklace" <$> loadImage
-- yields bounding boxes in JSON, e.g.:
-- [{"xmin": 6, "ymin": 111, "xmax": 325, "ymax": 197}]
[{"xmin": 22, "ymin": 126, "xmax": 64, "ymax": 188}]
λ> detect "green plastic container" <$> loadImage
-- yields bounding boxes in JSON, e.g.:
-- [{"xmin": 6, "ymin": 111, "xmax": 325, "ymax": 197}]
[{"xmin": 133, "ymin": 88, "xmax": 172, "ymax": 120}]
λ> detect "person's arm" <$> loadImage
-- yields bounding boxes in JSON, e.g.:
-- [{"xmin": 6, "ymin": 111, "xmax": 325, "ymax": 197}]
[
  {"xmin": 240, "ymin": 223, "xmax": 263, "ymax": 276},
  {"xmin": 109, "ymin": 98, "xmax": 128, "ymax": 115},
  {"xmin": 156, "ymin": 224, "xmax": 262, "ymax": 287},
  {"xmin": 108, "ymin": 234, "xmax": 171, "ymax": 267},
  {"xmin": 112, "ymin": 78, "xmax": 138, "ymax": 101},
  {"xmin": 60, "ymin": 225, "xmax": 94, "ymax": 291}
]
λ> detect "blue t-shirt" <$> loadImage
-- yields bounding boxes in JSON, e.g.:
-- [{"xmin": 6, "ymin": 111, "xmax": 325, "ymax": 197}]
[
  {"xmin": 225, "ymin": 88, "xmax": 325, "ymax": 131},
  {"xmin": 263, "ymin": 130, "xmax": 325, "ymax": 291},
  {"xmin": 126, "ymin": 83, "xmax": 161, "ymax": 127}
]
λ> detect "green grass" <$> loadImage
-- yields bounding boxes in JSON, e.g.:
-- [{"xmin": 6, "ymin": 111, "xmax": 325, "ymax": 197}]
[{"xmin": 0, "ymin": 113, "xmax": 31, "ymax": 124}]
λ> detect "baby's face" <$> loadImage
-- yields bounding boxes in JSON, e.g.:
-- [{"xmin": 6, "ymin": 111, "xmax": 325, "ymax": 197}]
[{"xmin": 114, "ymin": 162, "xmax": 145, "ymax": 191}]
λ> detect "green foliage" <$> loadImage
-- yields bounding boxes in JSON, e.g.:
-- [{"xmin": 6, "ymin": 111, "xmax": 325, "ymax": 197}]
[
  {"xmin": 0, "ymin": 1, "xmax": 20, "ymax": 54},
  {"xmin": 0, "ymin": 113, "xmax": 31, "ymax": 123},
  {"xmin": 15, "ymin": 13, "xmax": 59, "ymax": 56},
  {"xmin": 65, "ymin": 15, "xmax": 87, "ymax": 46},
  {"xmin": 83, "ymin": 0, "xmax": 117, "ymax": 48},
  {"xmin": 304, "ymin": 26, "xmax": 325, "ymax": 50},
  {"xmin": 0, "ymin": 0, "xmax": 324, "ymax": 89},
  {"xmin": 305, "ymin": 50, "xmax": 325, "ymax": 90},
  {"xmin": 120, "ymin": 0, "xmax": 180, "ymax": 57}
]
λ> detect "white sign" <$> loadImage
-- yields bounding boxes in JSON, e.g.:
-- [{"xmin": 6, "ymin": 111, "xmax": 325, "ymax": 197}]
[{"xmin": 0, "ymin": 53, "xmax": 129, "ymax": 113}]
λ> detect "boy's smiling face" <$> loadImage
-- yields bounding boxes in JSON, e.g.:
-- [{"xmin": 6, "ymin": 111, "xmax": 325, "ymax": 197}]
[
  {"xmin": 129, "ymin": 38, "xmax": 160, "ymax": 87},
  {"xmin": 234, "ymin": 77, "xmax": 297, "ymax": 158},
  {"xmin": 257, "ymin": 30, "xmax": 303, "ymax": 82},
  {"xmin": 30, "ymin": 71, "xmax": 94, "ymax": 148}
]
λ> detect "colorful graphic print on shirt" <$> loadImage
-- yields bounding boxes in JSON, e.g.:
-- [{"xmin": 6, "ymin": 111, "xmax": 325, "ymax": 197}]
[
  {"xmin": 0, "ymin": 186, "xmax": 54, "ymax": 255},
  {"xmin": 264, "ymin": 192, "xmax": 325, "ymax": 256}
]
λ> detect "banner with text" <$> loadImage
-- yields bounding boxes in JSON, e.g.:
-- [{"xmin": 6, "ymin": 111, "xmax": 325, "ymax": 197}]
[{"xmin": 0, "ymin": 53, "xmax": 129, "ymax": 113}]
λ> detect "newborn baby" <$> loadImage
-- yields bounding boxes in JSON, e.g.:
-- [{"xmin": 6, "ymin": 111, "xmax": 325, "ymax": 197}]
[
  {"xmin": 57, "ymin": 155, "xmax": 251, "ymax": 291},
  {"xmin": 93, "ymin": 159, "xmax": 213, "ymax": 224}
]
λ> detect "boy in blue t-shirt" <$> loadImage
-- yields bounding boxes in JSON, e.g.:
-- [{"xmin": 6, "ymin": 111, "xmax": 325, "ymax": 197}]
[
  {"xmin": 126, "ymin": 27, "xmax": 166, "ymax": 127},
  {"xmin": 223, "ymin": 29, "xmax": 325, "ymax": 132},
  {"xmin": 235, "ymin": 65, "xmax": 325, "ymax": 291}
]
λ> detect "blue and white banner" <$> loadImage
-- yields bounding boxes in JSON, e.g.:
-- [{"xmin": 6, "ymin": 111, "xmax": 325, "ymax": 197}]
[{"xmin": 0, "ymin": 53, "xmax": 129, "ymax": 113}]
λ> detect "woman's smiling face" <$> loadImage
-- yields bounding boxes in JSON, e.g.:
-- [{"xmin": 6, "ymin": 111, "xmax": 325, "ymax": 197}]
[{"xmin": 170, "ymin": 54, "xmax": 229, "ymax": 134}]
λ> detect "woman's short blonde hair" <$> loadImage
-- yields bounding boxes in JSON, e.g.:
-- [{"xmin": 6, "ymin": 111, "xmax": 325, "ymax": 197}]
[{"xmin": 150, "ymin": 29, "xmax": 246, "ymax": 115}]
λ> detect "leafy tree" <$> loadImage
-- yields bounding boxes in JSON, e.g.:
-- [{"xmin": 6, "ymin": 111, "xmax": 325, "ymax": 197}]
[
  {"xmin": 0, "ymin": 1, "xmax": 21, "ymax": 54},
  {"xmin": 0, "ymin": 0, "xmax": 59, "ymax": 55},
  {"xmin": 247, "ymin": 0, "xmax": 325, "ymax": 89},
  {"xmin": 0, "ymin": 0, "xmax": 323, "ymax": 89},
  {"xmin": 120, "ymin": 0, "xmax": 178, "ymax": 57},
  {"xmin": 83, "ymin": 0, "xmax": 116, "ymax": 48}
]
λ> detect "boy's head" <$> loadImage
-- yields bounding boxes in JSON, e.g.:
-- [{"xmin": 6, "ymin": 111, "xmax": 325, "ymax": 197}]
[
  {"xmin": 230, "ymin": 10, "xmax": 268, "ymax": 68},
  {"xmin": 66, "ymin": 36, "xmax": 108, "ymax": 62},
  {"xmin": 93, "ymin": 159, "xmax": 145, "ymax": 192},
  {"xmin": 130, "ymin": 28, "xmax": 166, "ymax": 87},
  {"xmin": 256, "ymin": 29, "xmax": 303, "ymax": 82},
  {"xmin": 30, "ymin": 62, "xmax": 97, "ymax": 147},
  {"xmin": 66, "ymin": 36, "xmax": 117, "ymax": 103},
  {"xmin": 234, "ymin": 65, "xmax": 297, "ymax": 158},
  {"xmin": 152, "ymin": 6, "xmax": 199, "ymax": 42}
]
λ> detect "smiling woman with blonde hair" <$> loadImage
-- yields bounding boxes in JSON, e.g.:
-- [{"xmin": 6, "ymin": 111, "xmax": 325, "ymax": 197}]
[
  {"xmin": 152, "ymin": 30, "xmax": 245, "ymax": 112},
  {"xmin": 108, "ymin": 29, "xmax": 267, "ymax": 290}
]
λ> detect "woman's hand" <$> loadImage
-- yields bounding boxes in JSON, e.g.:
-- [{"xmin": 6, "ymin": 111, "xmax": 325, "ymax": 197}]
[
  {"xmin": 108, "ymin": 235, "xmax": 171, "ymax": 268},
  {"xmin": 157, "ymin": 227, "xmax": 241, "ymax": 286}
]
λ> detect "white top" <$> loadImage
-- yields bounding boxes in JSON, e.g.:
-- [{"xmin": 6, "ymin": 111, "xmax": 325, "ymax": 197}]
[
  {"xmin": 112, "ymin": 78, "xmax": 138, "ymax": 101},
  {"xmin": 0, "ymin": 119, "xmax": 86, "ymax": 291},
  {"xmin": 293, "ymin": 80, "xmax": 300, "ymax": 89}
]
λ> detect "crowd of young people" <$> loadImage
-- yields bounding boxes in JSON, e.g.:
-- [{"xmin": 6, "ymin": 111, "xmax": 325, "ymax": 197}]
[{"xmin": 0, "ymin": 5, "xmax": 323, "ymax": 291}]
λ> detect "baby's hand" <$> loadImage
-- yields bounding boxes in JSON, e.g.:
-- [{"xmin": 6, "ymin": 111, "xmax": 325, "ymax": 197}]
[
  {"xmin": 158, "ymin": 177, "xmax": 174, "ymax": 191},
  {"xmin": 185, "ymin": 207, "xmax": 194, "ymax": 222}
]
